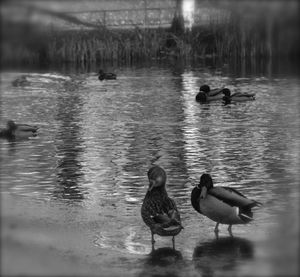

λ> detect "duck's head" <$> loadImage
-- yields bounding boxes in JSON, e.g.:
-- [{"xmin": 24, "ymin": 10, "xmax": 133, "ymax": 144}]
[
  {"xmin": 147, "ymin": 165, "xmax": 167, "ymax": 192},
  {"xmin": 98, "ymin": 69, "xmax": 104, "ymax": 75},
  {"xmin": 222, "ymin": 88, "xmax": 231, "ymax": 97},
  {"xmin": 7, "ymin": 120, "xmax": 17, "ymax": 131},
  {"xmin": 197, "ymin": 173, "xmax": 214, "ymax": 199},
  {"xmin": 199, "ymin": 85, "xmax": 210, "ymax": 94}
]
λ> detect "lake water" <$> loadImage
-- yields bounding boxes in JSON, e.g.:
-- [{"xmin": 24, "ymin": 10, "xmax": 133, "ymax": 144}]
[{"xmin": 0, "ymin": 62, "xmax": 299, "ymax": 276}]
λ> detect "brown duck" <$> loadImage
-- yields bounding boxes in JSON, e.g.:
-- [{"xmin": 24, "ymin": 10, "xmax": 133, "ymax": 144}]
[{"xmin": 141, "ymin": 166, "xmax": 183, "ymax": 249}]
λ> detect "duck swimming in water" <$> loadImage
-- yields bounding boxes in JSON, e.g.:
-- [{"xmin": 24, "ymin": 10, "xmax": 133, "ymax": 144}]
[
  {"xmin": 141, "ymin": 166, "xmax": 183, "ymax": 248},
  {"xmin": 0, "ymin": 120, "xmax": 38, "ymax": 140},
  {"xmin": 195, "ymin": 85, "xmax": 224, "ymax": 103},
  {"xmin": 222, "ymin": 88, "xmax": 255, "ymax": 105},
  {"xmin": 98, "ymin": 69, "xmax": 117, "ymax": 81},
  {"xmin": 191, "ymin": 173, "xmax": 261, "ymax": 236},
  {"xmin": 12, "ymin": 75, "xmax": 30, "ymax": 87}
]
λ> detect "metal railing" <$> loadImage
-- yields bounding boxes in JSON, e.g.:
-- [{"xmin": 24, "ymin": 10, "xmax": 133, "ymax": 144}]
[{"xmin": 65, "ymin": 7, "xmax": 177, "ymax": 28}]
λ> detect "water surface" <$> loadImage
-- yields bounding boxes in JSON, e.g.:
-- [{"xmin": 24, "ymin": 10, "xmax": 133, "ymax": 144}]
[{"xmin": 0, "ymin": 63, "xmax": 299, "ymax": 276}]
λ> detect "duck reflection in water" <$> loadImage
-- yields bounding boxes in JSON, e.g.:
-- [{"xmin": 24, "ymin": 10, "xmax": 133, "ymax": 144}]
[
  {"xmin": 146, "ymin": 247, "xmax": 183, "ymax": 267},
  {"xmin": 139, "ymin": 247, "xmax": 183, "ymax": 277},
  {"xmin": 193, "ymin": 236, "xmax": 254, "ymax": 277}
]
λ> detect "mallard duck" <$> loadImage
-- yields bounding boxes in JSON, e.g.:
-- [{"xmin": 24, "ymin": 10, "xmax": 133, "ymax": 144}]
[
  {"xmin": 195, "ymin": 85, "xmax": 224, "ymax": 103},
  {"xmin": 98, "ymin": 69, "xmax": 117, "ymax": 81},
  {"xmin": 12, "ymin": 75, "xmax": 30, "ymax": 87},
  {"xmin": 222, "ymin": 88, "xmax": 255, "ymax": 104},
  {"xmin": 191, "ymin": 173, "xmax": 261, "ymax": 235},
  {"xmin": 141, "ymin": 166, "xmax": 183, "ymax": 248},
  {"xmin": 0, "ymin": 120, "xmax": 38, "ymax": 140}
]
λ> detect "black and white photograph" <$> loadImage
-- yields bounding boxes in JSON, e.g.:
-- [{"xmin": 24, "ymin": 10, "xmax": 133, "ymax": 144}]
[{"xmin": 0, "ymin": 0, "xmax": 299, "ymax": 276}]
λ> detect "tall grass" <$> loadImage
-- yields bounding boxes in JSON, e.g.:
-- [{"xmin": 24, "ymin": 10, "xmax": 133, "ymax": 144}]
[{"xmin": 1, "ymin": 4, "xmax": 298, "ymax": 66}]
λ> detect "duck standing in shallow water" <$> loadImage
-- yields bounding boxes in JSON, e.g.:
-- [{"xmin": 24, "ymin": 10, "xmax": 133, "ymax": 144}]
[
  {"xmin": 195, "ymin": 85, "xmax": 224, "ymax": 103},
  {"xmin": 98, "ymin": 69, "xmax": 117, "ymax": 81},
  {"xmin": 0, "ymin": 120, "xmax": 38, "ymax": 140},
  {"xmin": 191, "ymin": 173, "xmax": 261, "ymax": 236},
  {"xmin": 141, "ymin": 166, "xmax": 183, "ymax": 249},
  {"xmin": 222, "ymin": 88, "xmax": 255, "ymax": 105}
]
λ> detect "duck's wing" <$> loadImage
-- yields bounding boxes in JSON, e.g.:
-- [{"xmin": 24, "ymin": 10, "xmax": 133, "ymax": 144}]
[
  {"xmin": 165, "ymin": 197, "xmax": 182, "ymax": 226},
  {"xmin": 232, "ymin": 92, "xmax": 255, "ymax": 98},
  {"xmin": 209, "ymin": 187, "xmax": 261, "ymax": 208},
  {"xmin": 209, "ymin": 87, "xmax": 224, "ymax": 96},
  {"xmin": 17, "ymin": 124, "xmax": 38, "ymax": 132},
  {"xmin": 106, "ymin": 73, "xmax": 117, "ymax": 79},
  {"xmin": 141, "ymin": 198, "xmax": 171, "ymax": 228},
  {"xmin": 141, "ymin": 196, "xmax": 182, "ymax": 229}
]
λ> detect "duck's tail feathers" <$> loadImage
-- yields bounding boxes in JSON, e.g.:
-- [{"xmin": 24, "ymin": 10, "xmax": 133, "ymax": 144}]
[
  {"xmin": 254, "ymin": 200, "xmax": 263, "ymax": 207},
  {"xmin": 244, "ymin": 200, "xmax": 263, "ymax": 209}
]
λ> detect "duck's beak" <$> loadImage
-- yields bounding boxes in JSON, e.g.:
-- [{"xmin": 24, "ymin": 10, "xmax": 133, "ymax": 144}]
[
  {"xmin": 148, "ymin": 180, "xmax": 156, "ymax": 192},
  {"xmin": 200, "ymin": 186, "xmax": 207, "ymax": 199}
]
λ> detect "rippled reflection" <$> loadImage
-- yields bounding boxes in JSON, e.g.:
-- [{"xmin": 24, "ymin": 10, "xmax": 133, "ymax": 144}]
[
  {"xmin": 53, "ymin": 87, "xmax": 85, "ymax": 201},
  {"xmin": 193, "ymin": 237, "xmax": 254, "ymax": 277},
  {"xmin": 139, "ymin": 247, "xmax": 184, "ymax": 277}
]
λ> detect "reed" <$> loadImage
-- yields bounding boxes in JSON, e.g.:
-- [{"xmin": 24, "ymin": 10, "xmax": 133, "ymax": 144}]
[{"xmin": 1, "ymin": 5, "xmax": 298, "ymax": 66}]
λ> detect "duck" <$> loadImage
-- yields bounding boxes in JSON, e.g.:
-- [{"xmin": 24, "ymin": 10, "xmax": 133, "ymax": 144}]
[
  {"xmin": 195, "ymin": 85, "xmax": 224, "ymax": 103},
  {"xmin": 141, "ymin": 166, "xmax": 183, "ymax": 249},
  {"xmin": 0, "ymin": 120, "xmax": 38, "ymax": 140},
  {"xmin": 191, "ymin": 173, "xmax": 261, "ymax": 235},
  {"xmin": 12, "ymin": 75, "xmax": 30, "ymax": 87},
  {"xmin": 98, "ymin": 69, "xmax": 117, "ymax": 81},
  {"xmin": 222, "ymin": 88, "xmax": 255, "ymax": 105}
]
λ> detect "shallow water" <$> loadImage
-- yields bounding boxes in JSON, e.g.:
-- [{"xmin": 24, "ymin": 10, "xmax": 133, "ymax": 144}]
[{"xmin": 0, "ymin": 63, "xmax": 299, "ymax": 276}]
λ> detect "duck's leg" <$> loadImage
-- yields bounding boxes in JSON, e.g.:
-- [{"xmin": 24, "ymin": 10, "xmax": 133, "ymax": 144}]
[
  {"xmin": 214, "ymin": 223, "xmax": 219, "ymax": 233},
  {"xmin": 228, "ymin": 225, "xmax": 233, "ymax": 237},
  {"xmin": 151, "ymin": 231, "xmax": 155, "ymax": 244},
  {"xmin": 172, "ymin": 236, "xmax": 175, "ymax": 250},
  {"xmin": 214, "ymin": 230, "xmax": 219, "ymax": 240}
]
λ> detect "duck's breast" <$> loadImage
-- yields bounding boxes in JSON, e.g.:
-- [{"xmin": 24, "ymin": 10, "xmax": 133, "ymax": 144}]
[{"xmin": 200, "ymin": 195, "xmax": 244, "ymax": 224}]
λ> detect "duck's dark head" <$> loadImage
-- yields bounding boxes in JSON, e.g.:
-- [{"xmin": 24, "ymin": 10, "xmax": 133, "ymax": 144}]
[
  {"xmin": 98, "ymin": 69, "xmax": 104, "ymax": 75},
  {"xmin": 222, "ymin": 88, "xmax": 231, "ymax": 97},
  {"xmin": 7, "ymin": 120, "xmax": 17, "ymax": 131},
  {"xmin": 147, "ymin": 165, "xmax": 167, "ymax": 192},
  {"xmin": 198, "ymin": 173, "xmax": 214, "ymax": 199},
  {"xmin": 222, "ymin": 88, "xmax": 231, "ymax": 105},
  {"xmin": 199, "ymin": 85, "xmax": 210, "ymax": 94}
]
